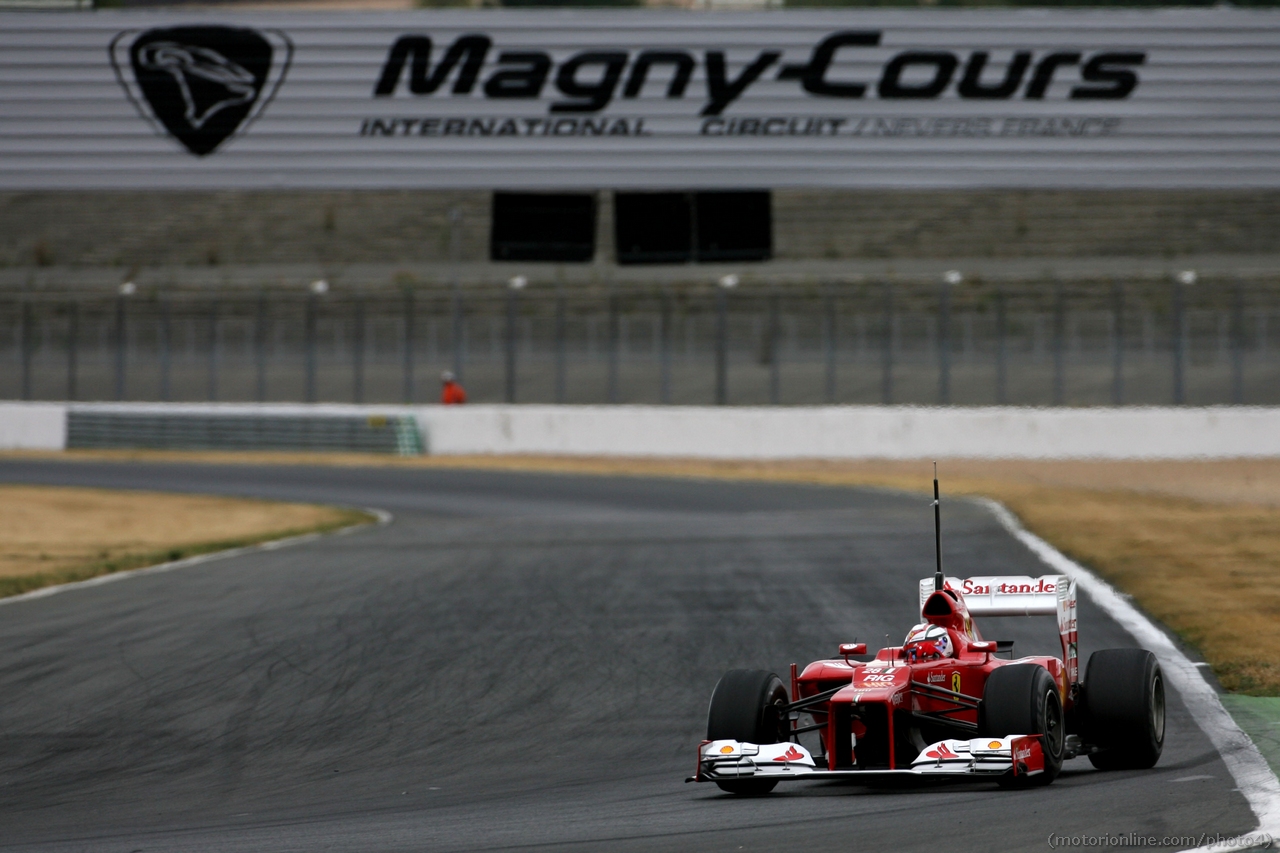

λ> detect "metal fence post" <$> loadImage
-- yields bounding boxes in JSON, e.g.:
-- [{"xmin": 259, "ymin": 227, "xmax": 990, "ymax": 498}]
[
  {"xmin": 1052, "ymin": 281, "xmax": 1065, "ymax": 406},
  {"xmin": 607, "ymin": 288, "xmax": 619, "ymax": 404},
  {"xmin": 353, "ymin": 294, "xmax": 365, "ymax": 404},
  {"xmin": 505, "ymin": 290, "xmax": 515, "ymax": 404},
  {"xmin": 768, "ymin": 290, "xmax": 780, "ymax": 406},
  {"xmin": 305, "ymin": 293, "xmax": 317, "ymax": 403},
  {"xmin": 1231, "ymin": 281, "xmax": 1245, "ymax": 405},
  {"xmin": 403, "ymin": 289, "xmax": 415, "ymax": 404},
  {"xmin": 881, "ymin": 282, "xmax": 893, "ymax": 405},
  {"xmin": 450, "ymin": 284, "xmax": 464, "ymax": 384},
  {"xmin": 448, "ymin": 206, "xmax": 463, "ymax": 382},
  {"xmin": 715, "ymin": 285, "xmax": 729, "ymax": 405},
  {"xmin": 255, "ymin": 291, "xmax": 267, "ymax": 403},
  {"xmin": 207, "ymin": 299, "xmax": 219, "ymax": 402},
  {"xmin": 66, "ymin": 300, "xmax": 78, "ymax": 402},
  {"xmin": 555, "ymin": 284, "xmax": 567, "ymax": 404},
  {"xmin": 1171, "ymin": 278, "xmax": 1185, "ymax": 405},
  {"xmin": 20, "ymin": 300, "xmax": 33, "ymax": 401},
  {"xmin": 823, "ymin": 286, "xmax": 836, "ymax": 405},
  {"xmin": 1111, "ymin": 281, "xmax": 1124, "ymax": 406},
  {"xmin": 159, "ymin": 295, "xmax": 171, "ymax": 402},
  {"xmin": 114, "ymin": 293, "xmax": 127, "ymax": 401},
  {"xmin": 995, "ymin": 287, "xmax": 1007, "ymax": 405},
  {"xmin": 505, "ymin": 276, "xmax": 525, "ymax": 404},
  {"xmin": 715, "ymin": 276, "xmax": 740, "ymax": 405},
  {"xmin": 660, "ymin": 288, "xmax": 673, "ymax": 405},
  {"xmin": 938, "ymin": 283, "xmax": 950, "ymax": 405}
]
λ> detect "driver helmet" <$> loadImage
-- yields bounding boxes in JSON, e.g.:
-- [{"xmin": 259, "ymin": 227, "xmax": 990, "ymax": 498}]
[{"xmin": 904, "ymin": 623, "xmax": 954, "ymax": 661}]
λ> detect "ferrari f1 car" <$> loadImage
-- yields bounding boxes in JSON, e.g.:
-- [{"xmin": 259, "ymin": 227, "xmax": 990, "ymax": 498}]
[{"xmin": 690, "ymin": 478, "xmax": 1165, "ymax": 793}]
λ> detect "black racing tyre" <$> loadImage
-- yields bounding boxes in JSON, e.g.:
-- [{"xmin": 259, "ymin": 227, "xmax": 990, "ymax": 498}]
[
  {"xmin": 979, "ymin": 664, "xmax": 1065, "ymax": 788},
  {"xmin": 706, "ymin": 669, "xmax": 789, "ymax": 795},
  {"xmin": 1082, "ymin": 649, "xmax": 1165, "ymax": 771}
]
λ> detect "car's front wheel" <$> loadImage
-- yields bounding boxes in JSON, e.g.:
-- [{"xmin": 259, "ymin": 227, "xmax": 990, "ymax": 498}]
[
  {"xmin": 705, "ymin": 669, "xmax": 789, "ymax": 795},
  {"xmin": 980, "ymin": 664, "xmax": 1065, "ymax": 788}
]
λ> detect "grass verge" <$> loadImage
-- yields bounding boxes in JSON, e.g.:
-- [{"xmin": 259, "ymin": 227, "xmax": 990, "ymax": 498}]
[
  {"xmin": 0, "ymin": 484, "xmax": 373, "ymax": 599},
  {"xmin": 949, "ymin": 481, "xmax": 1280, "ymax": 696}
]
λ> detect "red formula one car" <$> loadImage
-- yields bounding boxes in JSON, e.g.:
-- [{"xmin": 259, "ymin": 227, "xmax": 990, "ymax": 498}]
[{"xmin": 691, "ymin": 479, "xmax": 1166, "ymax": 794}]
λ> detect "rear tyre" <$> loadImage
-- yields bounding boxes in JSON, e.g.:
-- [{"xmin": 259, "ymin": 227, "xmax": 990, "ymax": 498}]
[
  {"xmin": 706, "ymin": 669, "xmax": 789, "ymax": 795},
  {"xmin": 979, "ymin": 664, "xmax": 1065, "ymax": 788},
  {"xmin": 1082, "ymin": 649, "xmax": 1165, "ymax": 771}
]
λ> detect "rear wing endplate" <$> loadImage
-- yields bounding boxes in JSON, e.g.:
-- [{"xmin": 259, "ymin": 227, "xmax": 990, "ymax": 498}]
[{"xmin": 920, "ymin": 575, "xmax": 1079, "ymax": 686}]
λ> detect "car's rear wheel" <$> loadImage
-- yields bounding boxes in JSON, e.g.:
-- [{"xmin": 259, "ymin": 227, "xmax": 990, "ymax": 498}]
[
  {"xmin": 980, "ymin": 664, "xmax": 1065, "ymax": 788},
  {"xmin": 706, "ymin": 669, "xmax": 789, "ymax": 795},
  {"xmin": 1082, "ymin": 648, "xmax": 1165, "ymax": 770}
]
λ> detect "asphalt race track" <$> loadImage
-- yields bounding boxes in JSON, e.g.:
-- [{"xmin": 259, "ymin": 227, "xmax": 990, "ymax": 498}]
[{"xmin": 0, "ymin": 460, "xmax": 1258, "ymax": 852}]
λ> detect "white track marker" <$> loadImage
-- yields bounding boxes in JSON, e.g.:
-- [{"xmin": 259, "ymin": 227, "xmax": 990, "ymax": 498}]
[
  {"xmin": 0, "ymin": 506, "xmax": 392, "ymax": 608},
  {"xmin": 980, "ymin": 498, "xmax": 1280, "ymax": 853}
]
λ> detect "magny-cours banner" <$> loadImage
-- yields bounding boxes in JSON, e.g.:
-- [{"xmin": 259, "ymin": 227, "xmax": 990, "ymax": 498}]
[{"xmin": 2, "ymin": 9, "xmax": 1278, "ymax": 190}]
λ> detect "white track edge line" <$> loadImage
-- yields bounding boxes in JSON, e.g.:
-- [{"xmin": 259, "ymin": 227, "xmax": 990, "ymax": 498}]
[
  {"xmin": 978, "ymin": 497, "xmax": 1280, "ymax": 853},
  {"xmin": 0, "ymin": 506, "xmax": 392, "ymax": 608}
]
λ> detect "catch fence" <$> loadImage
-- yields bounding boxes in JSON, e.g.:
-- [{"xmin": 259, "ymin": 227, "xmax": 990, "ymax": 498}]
[{"xmin": 3, "ymin": 278, "xmax": 1279, "ymax": 407}]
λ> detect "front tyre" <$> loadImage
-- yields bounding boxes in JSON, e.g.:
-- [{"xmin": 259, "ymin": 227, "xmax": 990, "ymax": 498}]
[
  {"xmin": 706, "ymin": 669, "xmax": 789, "ymax": 795},
  {"xmin": 980, "ymin": 664, "xmax": 1065, "ymax": 788},
  {"xmin": 1082, "ymin": 649, "xmax": 1165, "ymax": 770}
]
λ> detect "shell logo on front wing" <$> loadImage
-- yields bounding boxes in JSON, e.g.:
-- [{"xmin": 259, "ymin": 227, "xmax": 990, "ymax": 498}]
[{"xmin": 719, "ymin": 745, "xmax": 735, "ymax": 754}]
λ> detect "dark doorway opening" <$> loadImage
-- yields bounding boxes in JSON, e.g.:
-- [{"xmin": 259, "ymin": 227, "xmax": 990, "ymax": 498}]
[
  {"xmin": 490, "ymin": 193, "xmax": 596, "ymax": 262},
  {"xmin": 614, "ymin": 192, "xmax": 693, "ymax": 264},
  {"xmin": 613, "ymin": 190, "xmax": 771, "ymax": 265},
  {"xmin": 695, "ymin": 191, "xmax": 772, "ymax": 263}
]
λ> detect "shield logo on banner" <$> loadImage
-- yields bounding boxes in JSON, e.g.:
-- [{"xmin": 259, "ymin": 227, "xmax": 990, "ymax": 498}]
[{"xmin": 110, "ymin": 26, "xmax": 293, "ymax": 156}]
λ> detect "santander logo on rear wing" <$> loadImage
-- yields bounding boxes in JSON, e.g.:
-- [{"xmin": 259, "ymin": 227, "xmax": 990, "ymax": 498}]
[
  {"xmin": 919, "ymin": 575, "xmax": 1079, "ymax": 686},
  {"xmin": 921, "ymin": 575, "xmax": 1066, "ymax": 617}
]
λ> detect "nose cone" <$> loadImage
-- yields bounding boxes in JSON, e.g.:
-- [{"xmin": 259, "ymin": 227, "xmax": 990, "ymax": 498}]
[{"xmin": 834, "ymin": 665, "xmax": 910, "ymax": 704}]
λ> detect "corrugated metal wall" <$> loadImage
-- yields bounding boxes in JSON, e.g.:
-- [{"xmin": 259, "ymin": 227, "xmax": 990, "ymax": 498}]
[{"xmin": 2, "ymin": 9, "xmax": 1280, "ymax": 189}]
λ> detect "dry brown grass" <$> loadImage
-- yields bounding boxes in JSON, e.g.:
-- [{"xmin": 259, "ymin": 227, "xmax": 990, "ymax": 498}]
[
  {"xmin": 7, "ymin": 450, "xmax": 1279, "ymax": 693},
  {"xmin": 14, "ymin": 451, "xmax": 1280, "ymax": 506},
  {"xmin": 1000, "ymin": 489, "xmax": 1280, "ymax": 696},
  {"xmin": 0, "ymin": 484, "xmax": 370, "ymax": 598}
]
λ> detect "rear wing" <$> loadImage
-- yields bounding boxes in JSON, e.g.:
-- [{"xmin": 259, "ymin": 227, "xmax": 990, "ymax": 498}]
[{"xmin": 920, "ymin": 575, "xmax": 1079, "ymax": 686}]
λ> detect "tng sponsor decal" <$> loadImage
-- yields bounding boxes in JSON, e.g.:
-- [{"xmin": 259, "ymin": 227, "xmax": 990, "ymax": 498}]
[
  {"xmin": 362, "ymin": 30, "xmax": 1144, "ymax": 140},
  {"xmin": 111, "ymin": 25, "xmax": 292, "ymax": 156}
]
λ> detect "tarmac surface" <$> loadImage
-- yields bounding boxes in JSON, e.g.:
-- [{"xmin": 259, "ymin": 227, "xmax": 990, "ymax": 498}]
[{"xmin": 0, "ymin": 460, "xmax": 1259, "ymax": 852}]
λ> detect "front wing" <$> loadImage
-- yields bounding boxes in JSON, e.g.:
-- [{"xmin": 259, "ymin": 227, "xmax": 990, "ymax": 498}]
[{"xmin": 689, "ymin": 736, "xmax": 1045, "ymax": 784}]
